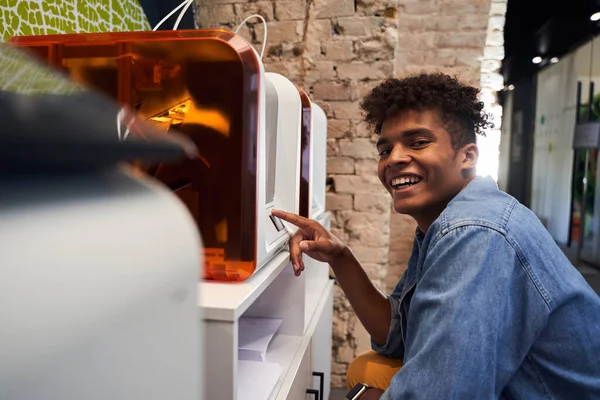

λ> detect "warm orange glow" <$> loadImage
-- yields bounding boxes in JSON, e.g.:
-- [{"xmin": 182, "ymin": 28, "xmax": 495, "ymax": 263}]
[
  {"xmin": 216, "ymin": 218, "xmax": 228, "ymax": 243},
  {"xmin": 8, "ymin": 30, "xmax": 262, "ymax": 282},
  {"xmin": 203, "ymin": 249, "xmax": 254, "ymax": 281},
  {"xmin": 186, "ymin": 106, "xmax": 230, "ymax": 137}
]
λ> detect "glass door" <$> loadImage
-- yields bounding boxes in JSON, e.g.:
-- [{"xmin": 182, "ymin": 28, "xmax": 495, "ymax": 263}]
[
  {"xmin": 572, "ymin": 36, "xmax": 600, "ymax": 269},
  {"xmin": 575, "ymin": 149, "xmax": 599, "ymax": 264}
]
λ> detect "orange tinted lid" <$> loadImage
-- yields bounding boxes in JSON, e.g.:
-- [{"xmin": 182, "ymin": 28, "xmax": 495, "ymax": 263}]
[{"xmin": 9, "ymin": 29, "xmax": 239, "ymax": 44}]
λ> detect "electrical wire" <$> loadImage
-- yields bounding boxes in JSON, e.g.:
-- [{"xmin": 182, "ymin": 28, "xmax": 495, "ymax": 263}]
[
  {"xmin": 234, "ymin": 14, "xmax": 268, "ymax": 60},
  {"xmin": 174, "ymin": 0, "xmax": 194, "ymax": 30},
  {"xmin": 152, "ymin": 0, "xmax": 193, "ymax": 31}
]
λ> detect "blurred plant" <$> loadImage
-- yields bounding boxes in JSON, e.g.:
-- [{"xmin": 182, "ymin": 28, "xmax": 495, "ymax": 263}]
[
  {"xmin": 573, "ymin": 149, "xmax": 597, "ymax": 219},
  {"xmin": 578, "ymin": 92, "xmax": 600, "ymax": 122}
]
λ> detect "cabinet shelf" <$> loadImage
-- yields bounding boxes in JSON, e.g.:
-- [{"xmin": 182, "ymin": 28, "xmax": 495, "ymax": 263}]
[
  {"xmin": 201, "ymin": 213, "xmax": 334, "ymax": 400},
  {"xmin": 272, "ymin": 281, "xmax": 333, "ymax": 400},
  {"xmin": 199, "ymin": 251, "xmax": 290, "ymax": 321}
]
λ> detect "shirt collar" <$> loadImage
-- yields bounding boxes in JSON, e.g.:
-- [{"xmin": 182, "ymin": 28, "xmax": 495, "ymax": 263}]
[{"xmin": 448, "ymin": 175, "xmax": 498, "ymax": 207}]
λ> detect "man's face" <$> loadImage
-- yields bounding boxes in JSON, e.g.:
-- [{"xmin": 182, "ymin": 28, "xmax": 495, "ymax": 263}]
[{"xmin": 376, "ymin": 109, "xmax": 477, "ymax": 225}]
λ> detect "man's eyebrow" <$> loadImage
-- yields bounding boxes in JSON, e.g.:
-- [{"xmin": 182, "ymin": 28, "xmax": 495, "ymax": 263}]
[
  {"xmin": 376, "ymin": 128, "xmax": 434, "ymax": 148},
  {"xmin": 401, "ymin": 128, "xmax": 434, "ymax": 138},
  {"xmin": 376, "ymin": 137, "xmax": 389, "ymax": 148}
]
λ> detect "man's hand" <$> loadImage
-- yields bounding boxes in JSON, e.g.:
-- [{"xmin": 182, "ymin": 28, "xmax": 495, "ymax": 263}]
[
  {"xmin": 272, "ymin": 210, "xmax": 391, "ymax": 346},
  {"xmin": 271, "ymin": 209, "xmax": 348, "ymax": 276},
  {"xmin": 360, "ymin": 388, "xmax": 385, "ymax": 400}
]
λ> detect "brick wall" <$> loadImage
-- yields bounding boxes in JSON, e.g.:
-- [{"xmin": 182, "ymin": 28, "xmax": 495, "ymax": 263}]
[{"xmin": 196, "ymin": 0, "xmax": 507, "ymax": 388}]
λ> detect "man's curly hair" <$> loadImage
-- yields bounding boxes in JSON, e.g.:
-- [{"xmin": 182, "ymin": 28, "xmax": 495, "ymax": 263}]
[{"xmin": 360, "ymin": 73, "xmax": 492, "ymax": 149}]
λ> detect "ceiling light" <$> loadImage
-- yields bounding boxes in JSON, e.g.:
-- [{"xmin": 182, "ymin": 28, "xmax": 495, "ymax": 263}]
[
  {"xmin": 550, "ymin": 57, "xmax": 559, "ymax": 64},
  {"xmin": 591, "ymin": 12, "xmax": 600, "ymax": 21},
  {"xmin": 532, "ymin": 56, "xmax": 543, "ymax": 64}
]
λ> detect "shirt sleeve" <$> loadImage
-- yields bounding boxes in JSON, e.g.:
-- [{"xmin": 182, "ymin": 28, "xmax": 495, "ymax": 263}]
[
  {"xmin": 386, "ymin": 226, "xmax": 550, "ymax": 399},
  {"xmin": 370, "ymin": 295, "xmax": 405, "ymax": 359}
]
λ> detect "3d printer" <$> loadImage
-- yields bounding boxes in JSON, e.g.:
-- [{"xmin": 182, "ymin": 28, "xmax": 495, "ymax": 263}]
[
  {"xmin": 296, "ymin": 88, "xmax": 327, "ymax": 220},
  {"xmin": 9, "ymin": 30, "xmax": 305, "ymax": 281}
]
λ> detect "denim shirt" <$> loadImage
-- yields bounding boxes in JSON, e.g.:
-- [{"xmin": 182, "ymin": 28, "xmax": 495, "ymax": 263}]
[{"xmin": 375, "ymin": 176, "xmax": 600, "ymax": 400}]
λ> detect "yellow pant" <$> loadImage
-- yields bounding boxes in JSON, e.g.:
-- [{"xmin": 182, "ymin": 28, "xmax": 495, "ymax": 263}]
[{"xmin": 346, "ymin": 350, "xmax": 404, "ymax": 391}]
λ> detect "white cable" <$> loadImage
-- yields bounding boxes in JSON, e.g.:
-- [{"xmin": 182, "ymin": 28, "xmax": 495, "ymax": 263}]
[
  {"xmin": 234, "ymin": 14, "xmax": 268, "ymax": 59},
  {"xmin": 116, "ymin": 108, "xmax": 131, "ymax": 141},
  {"xmin": 174, "ymin": 0, "xmax": 194, "ymax": 30},
  {"xmin": 152, "ymin": 0, "xmax": 189, "ymax": 31}
]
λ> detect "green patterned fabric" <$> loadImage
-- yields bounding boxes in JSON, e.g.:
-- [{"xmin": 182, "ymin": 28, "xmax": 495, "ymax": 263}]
[
  {"xmin": 0, "ymin": 45, "xmax": 83, "ymax": 93},
  {"xmin": 0, "ymin": 0, "xmax": 151, "ymax": 93},
  {"xmin": 0, "ymin": 0, "xmax": 150, "ymax": 41}
]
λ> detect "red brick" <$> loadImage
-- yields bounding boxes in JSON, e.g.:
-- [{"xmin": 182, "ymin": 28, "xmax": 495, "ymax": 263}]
[
  {"xmin": 326, "ymin": 193, "xmax": 354, "ymax": 210},
  {"xmin": 330, "ymin": 101, "xmax": 361, "ymax": 119},
  {"xmin": 328, "ymin": 119, "xmax": 352, "ymax": 139},
  {"xmin": 322, "ymin": 39, "xmax": 355, "ymax": 61},
  {"xmin": 255, "ymin": 20, "xmax": 302, "ymax": 43},
  {"xmin": 339, "ymin": 138, "xmax": 376, "ymax": 159},
  {"xmin": 274, "ymin": 0, "xmax": 306, "ymax": 21},
  {"xmin": 316, "ymin": 0, "xmax": 354, "ymax": 18},
  {"xmin": 436, "ymin": 32, "xmax": 486, "ymax": 49},
  {"xmin": 336, "ymin": 61, "xmax": 393, "ymax": 81},
  {"xmin": 327, "ymin": 157, "xmax": 355, "ymax": 174},
  {"xmin": 313, "ymin": 82, "xmax": 354, "ymax": 101}
]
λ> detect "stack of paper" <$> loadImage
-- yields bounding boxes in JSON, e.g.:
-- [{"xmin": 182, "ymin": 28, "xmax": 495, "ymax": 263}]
[
  {"xmin": 237, "ymin": 360, "xmax": 283, "ymax": 400},
  {"xmin": 237, "ymin": 317, "xmax": 284, "ymax": 400},
  {"xmin": 238, "ymin": 317, "xmax": 283, "ymax": 362}
]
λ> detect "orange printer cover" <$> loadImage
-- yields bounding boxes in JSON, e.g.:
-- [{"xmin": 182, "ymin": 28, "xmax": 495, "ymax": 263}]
[{"xmin": 9, "ymin": 30, "xmax": 263, "ymax": 281}]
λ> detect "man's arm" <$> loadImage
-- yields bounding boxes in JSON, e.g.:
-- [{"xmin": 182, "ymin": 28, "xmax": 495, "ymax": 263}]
[
  {"xmin": 385, "ymin": 226, "xmax": 550, "ymax": 399},
  {"xmin": 329, "ymin": 247, "xmax": 391, "ymax": 346}
]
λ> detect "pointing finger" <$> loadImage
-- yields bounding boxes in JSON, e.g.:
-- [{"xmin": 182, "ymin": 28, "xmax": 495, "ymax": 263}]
[{"xmin": 272, "ymin": 209, "xmax": 312, "ymax": 229}]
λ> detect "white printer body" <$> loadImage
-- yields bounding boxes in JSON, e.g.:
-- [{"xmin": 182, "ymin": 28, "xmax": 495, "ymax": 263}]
[{"xmin": 0, "ymin": 167, "xmax": 203, "ymax": 400}]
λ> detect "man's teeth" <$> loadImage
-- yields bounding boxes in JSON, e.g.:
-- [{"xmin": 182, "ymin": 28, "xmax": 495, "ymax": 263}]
[{"xmin": 391, "ymin": 176, "xmax": 422, "ymax": 188}]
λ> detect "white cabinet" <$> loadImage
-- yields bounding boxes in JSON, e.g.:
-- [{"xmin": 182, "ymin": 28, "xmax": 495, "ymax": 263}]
[
  {"xmin": 311, "ymin": 285, "xmax": 333, "ymax": 400},
  {"xmin": 199, "ymin": 213, "xmax": 334, "ymax": 400}
]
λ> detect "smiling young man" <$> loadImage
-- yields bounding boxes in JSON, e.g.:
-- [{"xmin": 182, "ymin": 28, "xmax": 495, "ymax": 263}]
[{"xmin": 272, "ymin": 73, "xmax": 600, "ymax": 399}]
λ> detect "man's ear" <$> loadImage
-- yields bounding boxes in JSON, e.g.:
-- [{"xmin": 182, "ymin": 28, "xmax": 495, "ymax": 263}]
[{"xmin": 460, "ymin": 143, "xmax": 479, "ymax": 172}]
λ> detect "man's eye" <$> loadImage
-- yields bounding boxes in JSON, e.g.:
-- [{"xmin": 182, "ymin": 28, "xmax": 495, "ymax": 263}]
[
  {"xmin": 412, "ymin": 140, "xmax": 429, "ymax": 147},
  {"xmin": 378, "ymin": 148, "xmax": 391, "ymax": 157}
]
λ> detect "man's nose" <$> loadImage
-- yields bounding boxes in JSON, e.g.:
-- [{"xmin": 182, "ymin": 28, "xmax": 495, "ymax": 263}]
[{"xmin": 385, "ymin": 145, "xmax": 411, "ymax": 167}]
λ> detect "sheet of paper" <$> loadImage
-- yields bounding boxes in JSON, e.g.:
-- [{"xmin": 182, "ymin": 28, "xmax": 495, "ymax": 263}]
[
  {"xmin": 237, "ymin": 360, "xmax": 282, "ymax": 400},
  {"xmin": 238, "ymin": 317, "xmax": 283, "ymax": 362}
]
